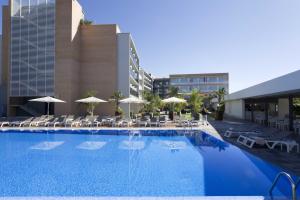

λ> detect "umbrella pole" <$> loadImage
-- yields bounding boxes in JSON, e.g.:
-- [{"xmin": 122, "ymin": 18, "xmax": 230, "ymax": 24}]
[
  {"xmin": 47, "ymin": 102, "xmax": 50, "ymax": 117},
  {"xmin": 91, "ymin": 103, "xmax": 94, "ymax": 116},
  {"xmin": 129, "ymin": 103, "xmax": 131, "ymax": 119}
]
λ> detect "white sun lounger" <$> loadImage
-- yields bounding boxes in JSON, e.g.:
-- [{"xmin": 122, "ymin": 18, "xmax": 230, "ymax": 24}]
[
  {"xmin": 265, "ymin": 140, "xmax": 299, "ymax": 153},
  {"xmin": 224, "ymin": 130, "xmax": 261, "ymax": 138},
  {"xmin": 0, "ymin": 121, "xmax": 9, "ymax": 127},
  {"xmin": 237, "ymin": 135, "xmax": 266, "ymax": 148},
  {"xmin": 237, "ymin": 135, "xmax": 299, "ymax": 153}
]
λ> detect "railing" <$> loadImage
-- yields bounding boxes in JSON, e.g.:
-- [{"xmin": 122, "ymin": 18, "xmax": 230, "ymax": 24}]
[{"xmin": 269, "ymin": 172, "xmax": 298, "ymax": 200}]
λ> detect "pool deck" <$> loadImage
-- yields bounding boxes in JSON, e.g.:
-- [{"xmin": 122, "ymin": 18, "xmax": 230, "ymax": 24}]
[
  {"xmin": 0, "ymin": 123, "xmax": 223, "ymax": 140},
  {"xmin": 0, "ymin": 196, "xmax": 287, "ymax": 200},
  {"xmin": 209, "ymin": 117, "xmax": 300, "ymax": 176}
]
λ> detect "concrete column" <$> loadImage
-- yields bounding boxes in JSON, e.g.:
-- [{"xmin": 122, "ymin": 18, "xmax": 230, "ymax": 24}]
[
  {"xmin": 289, "ymin": 96, "xmax": 294, "ymax": 131},
  {"xmin": 251, "ymin": 103, "xmax": 254, "ymax": 122},
  {"xmin": 264, "ymin": 102, "xmax": 269, "ymax": 126}
]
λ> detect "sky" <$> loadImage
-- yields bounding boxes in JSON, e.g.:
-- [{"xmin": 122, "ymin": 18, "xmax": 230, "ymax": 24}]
[{"xmin": 1, "ymin": 0, "xmax": 300, "ymax": 93}]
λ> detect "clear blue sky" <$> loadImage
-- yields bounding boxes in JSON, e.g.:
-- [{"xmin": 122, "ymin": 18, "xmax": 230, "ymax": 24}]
[{"xmin": 1, "ymin": 0, "xmax": 300, "ymax": 93}]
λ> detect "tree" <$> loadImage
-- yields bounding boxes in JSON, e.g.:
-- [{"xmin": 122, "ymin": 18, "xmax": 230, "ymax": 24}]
[
  {"xmin": 82, "ymin": 90, "xmax": 98, "ymax": 116},
  {"xmin": 141, "ymin": 91, "xmax": 163, "ymax": 116},
  {"xmin": 168, "ymin": 86, "xmax": 180, "ymax": 97},
  {"xmin": 80, "ymin": 19, "xmax": 93, "ymax": 25},
  {"xmin": 188, "ymin": 89, "xmax": 205, "ymax": 118},
  {"xmin": 215, "ymin": 88, "xmax": 226, "ymax": 104},
  {"xmin": 214, "ymin": 88, "xmax": 227, "ymax": 120},
  {"xmin": 110, "ymin": 91, "xmax": 124, "ymax": 116}
]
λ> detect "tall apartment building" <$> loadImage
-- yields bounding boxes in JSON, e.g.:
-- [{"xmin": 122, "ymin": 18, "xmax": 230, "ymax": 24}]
[
  {"xmin": 139, "ymin": 68, "xmax": 153, "ymax": 96},
  {"xmin": 169, "ymin": 73, "xmax": 229, "ymax": 94},
  {"xmin": 1, "ymin": 0, "xmax": 151, "ymax": 117}
]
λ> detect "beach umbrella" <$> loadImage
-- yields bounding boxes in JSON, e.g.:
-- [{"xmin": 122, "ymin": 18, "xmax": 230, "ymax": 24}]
[
  {"xmin": 75, "ymin": 96, "xmax": 107, "ymax": 116},
  {"xmin": 120, "ymin": 97, "xmax": 147, "ymax": 118},
  {"xmin": 162, "ymin": 97, "xmax": 187, "ymax": 120},
  {"xmin": 162, "ymin": 97, "xmax": 187, "ymax": 104},
  {"xmin": 29, "ymin": 96, "xmax": 66, "ymax": 116}
]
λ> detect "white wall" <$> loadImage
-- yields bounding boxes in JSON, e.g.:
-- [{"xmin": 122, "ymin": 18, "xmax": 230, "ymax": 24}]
[
  {"xmin": 225, "ymin": 99, "xmax": 245, "ymax": 119},
  {"xmin": 117, "ymin": 33, "xmax": 130, "ymax": 117}
]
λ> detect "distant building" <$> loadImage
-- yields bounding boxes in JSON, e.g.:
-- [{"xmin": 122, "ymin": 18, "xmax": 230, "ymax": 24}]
[
  {"xmin": 153, "ymin": 78, "xmax": 170, "ymax": 99},
  {"xmin": 1, "ymin": 0, "xmax": 152, "ymax": 117},
  {"xmin": 169, "ymin": 73, "xmax": 229, "ymax": 95}
]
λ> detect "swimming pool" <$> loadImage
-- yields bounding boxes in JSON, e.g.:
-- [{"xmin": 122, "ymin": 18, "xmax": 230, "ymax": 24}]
[{"xmin": 0, "ymin": 129, "xmax": 298, "ymax": 199}]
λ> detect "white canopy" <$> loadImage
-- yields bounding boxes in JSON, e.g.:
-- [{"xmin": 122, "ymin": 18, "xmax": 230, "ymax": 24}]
[
  {"xmin": 162, "ymin": 97, "xmax": 186, "ymax": 103},
  {"xmin": 29, "ymin": 96, "xmax": 66, "ymax": 103},
  {"xmin": 120, "ymin": 97, "xmax": 147, "ymax": 118},
  {"xmin": 75, "ymin": 96, "xmax": 107, "ymax": 103},
  {"xmin": 75, "ymin": 96, "xmax": 107, "ymax": 116},
  {"xmin": 29, "ymin": 96, "xmax": 66, "ymax": 116},
  {"xmin": 120, "ymin": 97, "xmax": 147, "ymax": 104}
]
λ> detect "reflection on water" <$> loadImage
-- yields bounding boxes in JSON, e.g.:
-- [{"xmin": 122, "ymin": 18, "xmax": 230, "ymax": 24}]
[{"xmin": 188, "ymin": 132, "xmax": 229, "ymax": 152}]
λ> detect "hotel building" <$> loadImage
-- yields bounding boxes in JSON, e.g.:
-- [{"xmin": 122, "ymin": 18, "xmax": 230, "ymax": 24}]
[
  {"xmin": 139, "ymin": 68, "xmax": 153, "ymax": 95},
  {"xmin": 153, "ymin": 78, "xmax": 170, "ymax": 99},
  {"xmin": 169, "ymin": 73, "xmax": 229, "ymax": 94},
  {"xmin": 153, "ymin": 73, "xmax": 229, "ymax": 98},
  {"xmin": 1, "ymin": 0, "xmax": 151, "ymax": 117}
]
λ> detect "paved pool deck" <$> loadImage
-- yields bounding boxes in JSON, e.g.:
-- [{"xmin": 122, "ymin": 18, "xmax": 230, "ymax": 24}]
[{"xmin": 209, "ymin": 117, "xmax": 300, "ymax": 176}]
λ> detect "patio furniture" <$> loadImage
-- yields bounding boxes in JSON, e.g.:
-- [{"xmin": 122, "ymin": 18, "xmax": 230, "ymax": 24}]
[
  {"xmin": 29, "ymin": 116, "xmax": 46, "ymax": 127},
  {"xmin": 265, "ymin": 140, "xmax": 299, "ymax": 153},
  {"xmin": 43, "ymin": 117, "xmax": 60, "ymax": 127},
  {"xmin": 10, "ymin": 117, "xmax": 33, "ymax": 127},
  {"xmin": 136, "ymin": 117, "xmax": 149, "ymax": 127},
  {"xmin": 237, "ymin": 134, "xmax": 298, "ymax": 153},
  {"xmin": 150, "ymin": 117, "xmax": 159, "ymax": 127},
  {"xmin": 70, "ymin": 117, "xmax": 82, "ymax": 127},
  {"xmin": 0, "ymin": 121, "xmax": 10, "ymax": 127},
  {"xmin": 276, "ymin": 119, "xmax": 289, "ymax": 131},
  {"xmin": 63, "ymin": 115, "xmax": 75, "ymax": 127},
  {"xmin": 32, "ymin": 116, "xmax": 54, "ymax": 127},
  {"xmin": 119, "ymin": 119, "xmax": 133, "ymax": 127},
  {"xmin": 47, "ymin": 115, "xmax": 67, "ymax": 127},
  {"xmin": 159, "ymin": 116, "xmax": 167, "ymax": 127},
  {"xmin": 81, "ymin": 115, "xmax": 99, "ymax": 127},
  {"xmin": 224, "ymin": 130, "xmax": 261, "ymax": 138},
  {"xmin": 237, "ymin": 135, "xmax": 266, "ymax": 148}
]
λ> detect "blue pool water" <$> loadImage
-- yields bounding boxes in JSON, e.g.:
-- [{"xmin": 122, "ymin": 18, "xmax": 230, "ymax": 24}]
[{"xmin": 0, "ymin": 129, "xmax": 298, "ymax": 198}]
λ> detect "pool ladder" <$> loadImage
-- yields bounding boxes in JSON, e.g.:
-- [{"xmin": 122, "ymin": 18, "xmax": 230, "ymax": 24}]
[{"xmin": 269, "ymin": 171, "xmax": 300, "ymax": 200}]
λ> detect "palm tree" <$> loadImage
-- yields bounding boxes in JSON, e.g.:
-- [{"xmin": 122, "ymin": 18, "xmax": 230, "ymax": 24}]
[
  {"xmin": 215, "ymin": 88, "xmax": 226, "ymax": 104},
  {"xmin": 168, "ymin": 86, "xmax": 180, "ymax": 97},
  {"xmin": 188, "ymin": 89, "xmax": 205, "ymax": 118},
  {"xmin": 214, "ymin": 88, "xmax": 227, "ymax": 120},
  {"xmin": 142, "ymin": 91, "xmax": 163, "ymax": 117},
  {"xmin": 82, "ymin": 90, "xmax": 98, "ymax": 115},
  {"xmin": 80, "ymin": 19, "xmax": 93, "ymax": 25},
  {"xmin": 110, "ymin": 91, "xmax": 124, "ymax": 116}
]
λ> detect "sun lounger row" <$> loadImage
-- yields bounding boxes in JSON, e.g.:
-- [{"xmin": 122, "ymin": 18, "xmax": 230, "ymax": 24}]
[
  {"xmin": 223, "ymin": 129, "xmax": 299, "ymax": 153},
  {"xmin": 0, "ymin": 115, "xmax": 171, "ymax": 128}
]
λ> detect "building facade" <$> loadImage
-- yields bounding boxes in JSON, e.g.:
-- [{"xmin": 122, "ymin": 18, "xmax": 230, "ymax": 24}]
[
  {"xmin": 139, "ymin": 68, "xmax": 153, "ymax": 97},
  {"xmin": 225, "ymin": 70, "xmax": 300, "ymax": 131},
  {"xmin": 153, "ymin": 78, "xmax": 170, "ymax": 99},
  {"xmin": 169, "ymin": 73, "xmax": 229, "ymax": 95},
  {"xmin": 2, "ymin": 0, "xmax": 151, "ymax": 117},
  {"xmin": 0, "ymin": 34, "xmax": 5, "ymax": 117}
]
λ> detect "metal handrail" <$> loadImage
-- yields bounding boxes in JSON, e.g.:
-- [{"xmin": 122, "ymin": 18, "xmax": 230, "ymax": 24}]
[{"xmin": 269, "ymin": 172, "xmax": 297, "ymax": 200}]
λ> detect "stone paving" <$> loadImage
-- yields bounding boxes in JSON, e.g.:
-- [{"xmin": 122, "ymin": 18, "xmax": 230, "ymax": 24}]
[{"xmin": 209, "ymin": 117, "xmax": 300, "ymax": 176}]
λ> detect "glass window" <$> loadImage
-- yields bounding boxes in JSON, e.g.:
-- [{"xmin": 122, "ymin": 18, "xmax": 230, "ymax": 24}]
[{"xmin": 10, "ymin": 0, "xmax": 56, "ymax": 97}]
